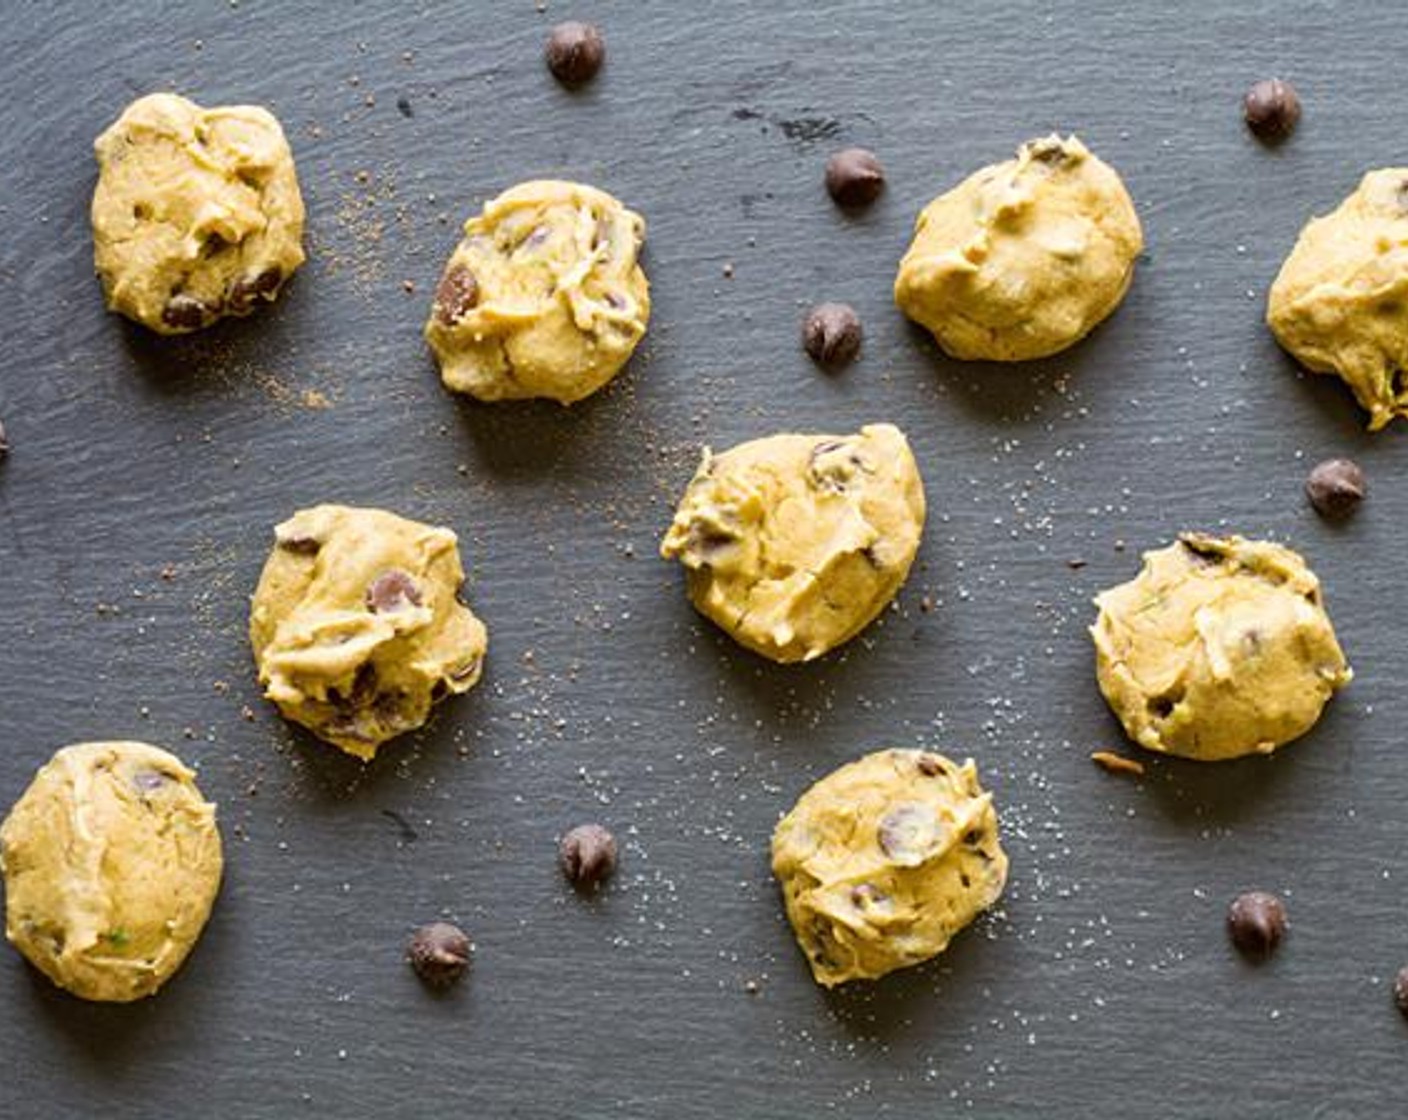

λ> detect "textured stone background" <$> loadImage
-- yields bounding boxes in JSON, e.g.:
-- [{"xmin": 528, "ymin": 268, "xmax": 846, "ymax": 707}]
[{"xmin": 1, "ymin": 1, "xmax": 1404, "ymax": 1116}]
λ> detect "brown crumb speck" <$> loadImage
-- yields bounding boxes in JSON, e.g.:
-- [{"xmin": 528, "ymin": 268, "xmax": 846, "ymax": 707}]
[{"xmin": 1091, "ymin": 750, "xmax": 1145, "ymax": 777}]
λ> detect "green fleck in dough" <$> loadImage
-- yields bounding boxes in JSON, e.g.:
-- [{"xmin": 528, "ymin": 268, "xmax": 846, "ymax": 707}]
[
  {"xmin": 249, "ymin": 505, "xmax": 489, "ymax": 761},
  {"xmin": 772, "ymin": 749, "xmax": 1008, "ymax": 988},
  {"xmin": 1091, "ymin": 533, "xmax": 1351, "ymax": 762},
  {"xmin": 1267, "ymin": 169, "xmax": 1408, "ymax": 431},
  {"xmin": 0, "ymin": 742, "xmax": 223, "ymax": 1003},
  {"xmin": 425, "ymin": 180, "xmax": 650, "ymax": 404},
  {"xmin": 659, "ymin": 424, "xmax": 925, "ymax": 663},
  {"xmin": 91, "ymin": 92, "xmax": 306, "ymax": 334},
  {"xmin": 895, "ymin": 135, "xmax": 1142, "ymax": 361}
]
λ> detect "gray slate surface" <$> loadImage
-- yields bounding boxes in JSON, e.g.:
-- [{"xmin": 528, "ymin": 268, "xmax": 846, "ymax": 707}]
[{"xmin": 1, "ymin": 1, "xmax": 1406, "ymax": 1116}]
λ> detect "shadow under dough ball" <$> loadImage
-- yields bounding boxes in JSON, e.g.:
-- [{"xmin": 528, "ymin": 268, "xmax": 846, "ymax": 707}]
[
  {"xmin": 1090, "ymin": 533, "xmax": 1350, "ymax": 761},
  {"xmin": 249, "ymin": 505, "xmax": 489, "ymax": 761},
  {"xmin": 895, "ymin": 134, "xmax": 1142, "ymax": 361},
  {"xmin": 91, "ymin": 92, "xmax": 305, "ymax": 334}
]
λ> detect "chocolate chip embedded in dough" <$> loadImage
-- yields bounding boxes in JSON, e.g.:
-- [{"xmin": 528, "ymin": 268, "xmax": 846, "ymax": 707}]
[
  {"xmin": 131, "ymin": 769, "xmax": 170, "ymax": 793},
  {"xmin": 366, "ymin": 570, "xmax": 423, "ymax": 614},
  {"xmin": 161, "ymin": 294, "xmax": 213, "ymax": 331},
  {"xmin": 275, "ymin": 529, "xmax": 321, "ymax": 555},
  {"xmin": 915, "ymin": 754, "xmax": 948, "ymax": 777},
  {"xmin": 228, "ymin": 267, "xmax": 283, "ymax": 312},
  {"xmin": 433, "ymin": 263, "xmax": 479, "ymax": 326},
  {"xmin": 877, "ymin": 802, "xmax": 943, "ymax": 866}
]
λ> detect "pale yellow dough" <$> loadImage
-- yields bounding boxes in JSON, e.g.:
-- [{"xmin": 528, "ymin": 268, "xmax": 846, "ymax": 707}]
[
  {"xmin": 92, "ymin": 92, "xmax": 306, "ymax": 334},
  {"xmin": 1268, "ymin": 169, "xmax": 1408, "ymax": 430},
  {"xmin": 250, "ymin": 505, "xmax": 489, "ymax": 761},
  {"xmin": 659, "ymin": 424, "xmax": 925, "ymax": 663},
  {"xmin": 895, "ymin": 135, "xmax": 1142, "ymax": 361},
  {"xmin": 1091, "ymin": 533, "xmax": 1351, "ymax": 762},
  {"xmin": 772, "ymin": 749, "xmax": 1008, "ymax": 988},
  {"xmin": 425, "ymin": 180, "xmax": 650, "ymax": 404},
  {"xmin": 0, "ymin": 742, "xmax": 222, "ymax": 1002}
]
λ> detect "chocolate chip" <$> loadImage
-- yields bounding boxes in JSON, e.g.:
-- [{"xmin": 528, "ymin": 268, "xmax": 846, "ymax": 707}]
[
  {"xmin": 366, "ymin": 570, "xmax": 423, "ymax": 613},
  {"xmin": 1305, "ymin": 458, "xmax": 1366, "ymax": 519},
  {"xmin": 276, "ymin": 531, "xmax": 320, "ymax": 555},
  {"xmin": 1393, "ymin": 966, "xmax": 1408, "ymax": 1019},
  {"xmin": 162, "ymin": 294, "xmax": 211, "ymax": 331},
  {"xmin": 850, "ymin": 883, "xmax": 887, "ymax": 909},
  {"xmin": 545, "ymin": 21, "xmax": 605, "ymax": 86},
  {"xmin": 559, "ymin": 823, "xmax": 617, "ymax": 889},
  {"xmin": 449, "ymin": 656, "xmax": 482, "ymax": 683},
  {"xmin": 824, "ymin": 147, "xmax": 885, "ymax": 208},
  {"xmin": 0, "ymin": 418, "xmax": 8, "ymax": 462},
  {"xmin": 802, "ymin": 303, "xmax": 863, "ymax": 368},
  {"xmin": 433, "ymin": 263, "xmax": 479, "ymax": 326},
  {"xmin": 132, "ymin": 770, "xmax": 169, "ymax": 793},
  {"xmin": 228, "ymin": 267, "xmax": 283, "ymax": 312},
  {"xmin": 406, "ymin": 921, "xmax": 472, "ymax": 988},
  {"xmin": 1244, "ymin": 79, "xmax": 1301, "ymax": 139},
  {"xmin": 916, "ymin": 754, "xmax": 948, "ymax": 777},
  {"xmin": 877, "ymin": 802, "xmax": 942, "ymax": 866},
  {"xmin": 1227, "ymin": 891, "xmax": 1287, "ymax": 960}
]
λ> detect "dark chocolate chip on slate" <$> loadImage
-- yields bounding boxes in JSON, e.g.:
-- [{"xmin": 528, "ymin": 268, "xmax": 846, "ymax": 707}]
[
  {"xmin": 162, "ymin": 295, "xmax": 211, "ymax": 331},
  {"xmin": 0, "ymin": 418, "xmax": 8, "ymax": 462},
  {"xmin": 802, "ymin": 302, "xmax": 863, "ymax": 367},
  {"xmin": 825, "ymin": 147, "xmax": 885, "ymax": 208},
  {"xmin": 559, "ymin": 823, "xmax": 618, "ymax": 889},
  {"xmin": 406, "ymin": 922, "xmax": 472, "ymax": 988},
  {"xmin": 1244, "ymin": 79, "xmax": 1301, "ymax": 139},
  {"xmin": 1227, "ymin": 891, "xmax": 1287, "ymax": 960},
  {"xmin": 545, "ymin": 21, "xmax": 605, "ymax": 86},
  {"xmin": 433, "ymin": 263, "xmax": 479, "ymax": 326},
  {"xmin": 366, "ymin": 570, "xmax": 423, "ymax": 613},
  {"xmin": 1305, "ymin": 458, "xmax": 1366, "ymax": 519},
  {"xmin": 1393, "ymin": 966, "xmax": 1408, "ymax": 1019}
]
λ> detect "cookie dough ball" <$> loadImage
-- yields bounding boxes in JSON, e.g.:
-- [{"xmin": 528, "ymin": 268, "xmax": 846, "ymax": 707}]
[
  {"xmin": 0, "ymin": 742, "xmax": 222, "ymax": 1002},
  {"xmin": 250, "ymin": 505, "xmax": 489, "ymax": 760},
  {"xmin": 772, "ymin": 749, "xmax": 1008, "ymax": 988},
  {"xmin": 1268, "ymin": 169, "xmax": 1408, "ymax": 430},
  {"xmin": 659, "ymin": 424, "xmax": 925, "ymax": 663},
  {"xmin": 425, "ymin": 180, "xmax": 650, "ymax": 404},
  {"xmin": 92, "ymin": 92, "xmax": 306, "ymax": 334},
  {"xmin": 895, "ymin": 135, "xmax": 1142, "ymax": 361},
  {"xmin": 1091, "ymin": 533, "xmax": 1351, "ymax": 762}
]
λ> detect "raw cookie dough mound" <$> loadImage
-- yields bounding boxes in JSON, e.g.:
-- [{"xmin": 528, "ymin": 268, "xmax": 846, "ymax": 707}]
[
  {"xmin": 425, "ymin": 180, "xmax": 650, "ymax": 404},
  {"xmin": 1091, "ymin": 533, "xmax": 1351, "ymax": 762},
  {"xmin": 659, "ymin": 424, "xmax": 925, "ymax": 663},
  {"xmin": 1267, "ymin": 169, "xmax": 1408, "ymax": 430},
  {"xmin": 0, "ymin": 742, "xmax": 222, "ymax": 1002},
  {"xmin": 772, "ymin": 749, "xmax": 1008, "ymax": 988},
  {"xmin": 92, "ymin": 92, "xmax": 306, "ymax": 334},
  {"xmin": 250, "ymin": 505, "xmax": 489, "ymax": 761},
  {"xmin": 895, "ymin": 135, "xmax": 1142, "ymax": 361}
]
